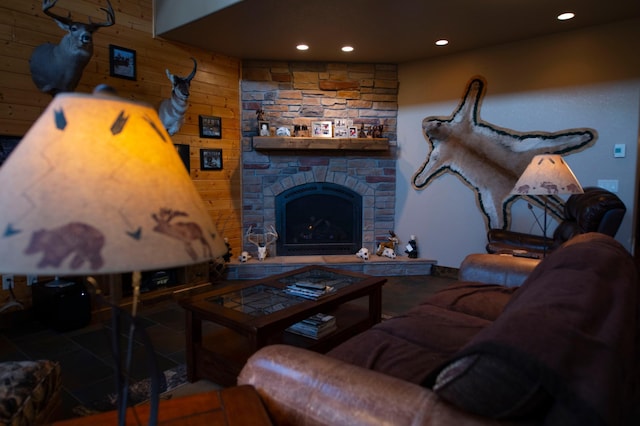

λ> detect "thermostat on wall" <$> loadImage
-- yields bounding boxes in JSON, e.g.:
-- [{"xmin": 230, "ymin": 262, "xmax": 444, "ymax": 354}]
[{"xmin": 614, "ymin": 144, "xmax": 625, "ymax": 158}]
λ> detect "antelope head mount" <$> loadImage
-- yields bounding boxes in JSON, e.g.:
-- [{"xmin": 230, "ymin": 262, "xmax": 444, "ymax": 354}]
[
  {"xmin": 29, "ymin": 0, "xmax": 115, "ymax": 95},
  {"xmin": 159, "ymin": 58, "xmax": 198, "ymax": 135},
  {"xmin": 246, "ymin": 225, "xmax": 278, "ymax": 261}
]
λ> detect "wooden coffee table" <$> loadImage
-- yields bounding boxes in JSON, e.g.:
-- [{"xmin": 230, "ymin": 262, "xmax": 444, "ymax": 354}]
[{"xmin": 179, "ymin": 265, "xmax": 386, "ymax": 386}]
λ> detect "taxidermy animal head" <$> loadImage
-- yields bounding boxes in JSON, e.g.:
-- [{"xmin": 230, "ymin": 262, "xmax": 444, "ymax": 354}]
[
  {"xmin": 159, "ymin": 58, "xmax": 198, "ymax": 135},
  {"xmin": 29, "ymin": 0, "xmax": 115, "ymax": 96}
]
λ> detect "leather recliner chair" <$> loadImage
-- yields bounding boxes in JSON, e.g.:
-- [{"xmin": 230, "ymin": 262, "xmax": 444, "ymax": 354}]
[{"xmin": 486, "ymin": 187, "xmax": 626, "ymax": 257}]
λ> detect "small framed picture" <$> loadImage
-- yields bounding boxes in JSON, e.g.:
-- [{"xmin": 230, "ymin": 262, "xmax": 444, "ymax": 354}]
[
  {"xmin": 348, "ymin": 126, "xmax": 358, "ymax": 138},
  {"xmin": 0, "ymin": 135, "xmax": 21, "ymax": 167},
  {"xmin": 109, "ymin": 45, "xmax": 136, "ymax": 80},
  {"xmin": 199, "ymin": 115, "xmax": 222, "ymax": 139},
  {"xmin": 174, "ymin": 144, "xmax": 190, "ymax": 172},
  {"xmin": 258, "ymin": 121, "xmax": 270, "ymax": 136},
  {"xmin": 312, "ymin": 121, "xmax": 333, "ymax": 138},
  {"xmin": 200, "ymin": 149, "xmax": 223, "ymax": 171}
]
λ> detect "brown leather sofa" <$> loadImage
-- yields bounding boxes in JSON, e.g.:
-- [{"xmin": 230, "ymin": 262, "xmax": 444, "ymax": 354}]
[
  {"xmin": 238, "ymin": 233, "xmax": 639, "ymax": 426},
  {"xmin": 486, "ymin": 187, "xmax": 626, "ymax": 258}
]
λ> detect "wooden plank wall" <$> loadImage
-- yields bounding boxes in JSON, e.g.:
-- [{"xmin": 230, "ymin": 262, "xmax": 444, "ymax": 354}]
[{"xmin": 0, "ymin": 0, "xmax": 242, "ymax": 303}]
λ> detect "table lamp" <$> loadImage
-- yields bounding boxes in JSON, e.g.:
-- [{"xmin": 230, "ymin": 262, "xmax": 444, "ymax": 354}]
[
  {"xmin": 0, "ymin": 86, "xmax": 228, "ymax": 424},
  {"xmin": 511, "ymin": 154, "xmax": 583, "ymax": 255}
]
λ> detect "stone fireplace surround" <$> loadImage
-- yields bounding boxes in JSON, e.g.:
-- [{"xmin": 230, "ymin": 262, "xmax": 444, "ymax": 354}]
[
  {"xmin": 241, "ymin": 147, "xmax": 396, "ymax": 258},
  {"xmin": 228, "ymin": 144, "xmax": 436, "ymax": 280}
]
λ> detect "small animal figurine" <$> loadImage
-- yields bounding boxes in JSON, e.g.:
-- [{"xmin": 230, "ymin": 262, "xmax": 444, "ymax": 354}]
[
  {"xmin": 405, "ymin": 235, "xmax": 418, "ymax": 259},
  {"xmin": 356, "ymin": 247, "xmax": 369, "ymax": 261},
  {"xmin": 382, "ymin": 247, "xmax": 396, "ymax": 259},
  {"xmin": 376, "ymin": 230, "xmax": 398, "ymax": 256}
]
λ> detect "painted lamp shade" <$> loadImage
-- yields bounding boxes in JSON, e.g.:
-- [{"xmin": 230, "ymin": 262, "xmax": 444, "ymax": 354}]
[
  {"xmin": 511, "ymin": 154, "xmax": 583, "ymax": 196},
  {"xmin": 0, "ymin": 89, "xmax": 227, "ymax": 276}
]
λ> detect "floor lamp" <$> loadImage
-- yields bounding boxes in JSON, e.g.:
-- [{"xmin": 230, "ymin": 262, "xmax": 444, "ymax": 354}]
[
  {"xmin": 0, "ymin": 87, "xmax": 228, "ymax": 425},
  {"xmin": 511, "ymin": 154, "xmax": 583, "ymax": 256}
]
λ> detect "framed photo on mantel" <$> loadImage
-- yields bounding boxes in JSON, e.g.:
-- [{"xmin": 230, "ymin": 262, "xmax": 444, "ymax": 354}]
[{"xmin": 312, "ymin": 121, "xmax": 333, "ymax": 138}]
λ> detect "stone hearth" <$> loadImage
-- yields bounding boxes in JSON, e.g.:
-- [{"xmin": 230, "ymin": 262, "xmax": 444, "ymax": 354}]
[{"xmin": 225, "ymin": 255, "xmax": 436, "ymax": 280}]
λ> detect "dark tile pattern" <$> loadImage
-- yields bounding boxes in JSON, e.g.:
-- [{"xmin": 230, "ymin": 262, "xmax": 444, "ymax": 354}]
[{"xmin": 0, "ymin": 274, "xmax": 454, "ymax": 421}]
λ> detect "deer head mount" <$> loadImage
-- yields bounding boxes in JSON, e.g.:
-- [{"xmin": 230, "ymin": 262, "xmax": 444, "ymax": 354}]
[
  {"xmin": 245, "ymin": 225, "xmax": 278, "ymax": 261},
  {"xmin": 29, "ymin": 0, "xmax": 115, "ymax": 96},
  {"xmin": 158, "ymin": 58, "xmax": 197, "ymax": 135}
]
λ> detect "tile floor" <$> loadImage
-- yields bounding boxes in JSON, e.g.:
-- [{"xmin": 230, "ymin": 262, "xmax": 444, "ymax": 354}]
[{"xmin": 0, "ymin": 273, "xmax": 455, "ymax": 422}]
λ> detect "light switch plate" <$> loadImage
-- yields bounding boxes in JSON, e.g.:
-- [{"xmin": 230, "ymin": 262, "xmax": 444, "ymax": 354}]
[{"xmin": 597, "ymin": 179, "xmax": 619, "ymax": 193}]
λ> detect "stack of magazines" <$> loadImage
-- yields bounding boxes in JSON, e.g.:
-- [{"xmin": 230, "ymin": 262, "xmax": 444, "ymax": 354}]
[
  {"xmin": 284, "ymin": 281, "xmax": 335, "ymax": 300},
  {"xmin": 287, "ymin": 313, "xmax": 337, "ymax": 339}
]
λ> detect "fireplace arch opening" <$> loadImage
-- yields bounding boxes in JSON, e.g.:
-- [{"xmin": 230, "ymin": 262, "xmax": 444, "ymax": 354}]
[{"xmin": 276, "ymin": 182, "xmax": 362, "ymax": 255}]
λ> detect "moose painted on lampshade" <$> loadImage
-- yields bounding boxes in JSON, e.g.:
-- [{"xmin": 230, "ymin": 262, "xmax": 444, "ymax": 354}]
[
  {"xmin": 29, "ymin": 0, "xmax": 115, "ymax": 95},
  {"xmin": 159, "ymin": 58, "xmax": 198, "ymax": 135}
]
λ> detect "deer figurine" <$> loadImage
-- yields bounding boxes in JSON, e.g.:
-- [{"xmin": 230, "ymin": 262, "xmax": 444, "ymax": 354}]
[
  {"xmin": 246, "ymin": 225, "xmax": 278, "ymax": 261},
  {"xmin": 29, "ymin": 0, "xmax": 115, "ymax": 95},
  {"xmin": 151, "ymin": 208, "xmax": 212, "ymax": 261},
  {"xmin": 158, "ymin": 58, "xmax": 198, "ymax": 135}
]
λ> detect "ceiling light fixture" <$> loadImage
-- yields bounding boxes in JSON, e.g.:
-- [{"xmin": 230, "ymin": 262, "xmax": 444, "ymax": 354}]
[
  {"xmin": 435, "ymin": 39, "xmax": 449, "ymax": 46},
  {"xmin": 557, "ymin": 12, "xmax": 575, "ymax": 21},
  {"xmin": 341, "ymin": 46, "xmax": 354, "ymax": 52},
  {"xmin": 296, "ymin": 44, "xmax": 309, "ymax": 51}
]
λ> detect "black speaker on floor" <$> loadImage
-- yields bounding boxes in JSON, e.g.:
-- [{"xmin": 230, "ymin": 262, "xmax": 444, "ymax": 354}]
[{"xmin": 32, "ymin": 279, "xmax": 91, "ymax": 332}]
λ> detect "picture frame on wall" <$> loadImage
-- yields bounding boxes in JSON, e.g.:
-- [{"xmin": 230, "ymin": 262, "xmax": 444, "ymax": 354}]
[
  {"xmin": 174, "ymin": 144, "xmax": 190, "ymax": 172},
  {"xmin": 0, "ymin": 135, "xmax": 21, "ymax": 167},
  {"xmin": 199, "ymin": 115, "xmax": 222, "ymax": 139},
  {"xmin": 200, "ymin": 148, "xmax": 223, "ymax": 171},
  {"xmin": 258, "ymin": 121, "xmax": 270, "ymax": 136},
  {"xmin": 312, "ymin": 121, "xmax": 333, "ymax": 138},
  {"xmin": 109, "ymin": 45, "xmax": 136, "ymax": 80}
]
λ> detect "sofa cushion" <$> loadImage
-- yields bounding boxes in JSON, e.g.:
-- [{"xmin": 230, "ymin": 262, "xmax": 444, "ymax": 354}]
[
  {"xmin": 421, "ymin": 281, "xmax": 517, "ymax": 321},
  {"xmin": 328, "ymin": 304, "xmax": 491, "ymax": 384},
  {"xmin": 426, "ymin": 233, "xmax": 639, "ymax": 425}
]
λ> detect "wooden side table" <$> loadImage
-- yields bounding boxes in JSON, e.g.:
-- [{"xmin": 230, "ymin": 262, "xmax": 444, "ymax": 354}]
[{"xmin": 52, "ymin": 385, "xmax": 273, "ymax": 425}]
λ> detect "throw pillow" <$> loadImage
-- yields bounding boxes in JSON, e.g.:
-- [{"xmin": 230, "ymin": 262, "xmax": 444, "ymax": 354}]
[{"xmin": 433, "ymin": 353, "xmax": 551, "ymax": 419}]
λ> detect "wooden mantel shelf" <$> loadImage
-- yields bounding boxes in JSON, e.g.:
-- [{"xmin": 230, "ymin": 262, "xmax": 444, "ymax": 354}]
[{"xmin": 253, "ymin": 136, "xmax": 390, "ymax": 151}]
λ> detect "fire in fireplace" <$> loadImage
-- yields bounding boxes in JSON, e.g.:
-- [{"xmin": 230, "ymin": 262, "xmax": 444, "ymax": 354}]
[{"xmin": 276, "ymin": 182, "xmax": 362, "ymax": 255}]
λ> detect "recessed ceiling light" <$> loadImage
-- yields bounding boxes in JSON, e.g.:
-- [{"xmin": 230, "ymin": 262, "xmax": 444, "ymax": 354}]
[
  {"xmin": 296, "ymin": 44, "xmax": 309, "ymax": 51},
  {"xmin": 435, "ymin": 39, "xmax": 449, "ymax": 46},
  {"xmin": 341, "ymin": 46, "xmax": 354, "ymax": 52},
  {"xmin": 557, "ymin": 12, "xmax": 575, "ymax": 21}
]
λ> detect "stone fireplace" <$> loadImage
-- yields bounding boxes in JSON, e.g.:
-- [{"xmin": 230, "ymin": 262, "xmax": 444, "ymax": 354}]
[
  {"xmin": 276, "ymin": 182, "xmax": 362, "ymax": 255},
  {"xmin": 241, "ymin": 148, "xmax": 396, "ymax": 258}
]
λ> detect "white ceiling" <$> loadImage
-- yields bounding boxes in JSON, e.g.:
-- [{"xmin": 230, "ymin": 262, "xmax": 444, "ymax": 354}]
[{"xmin": 155, "ymin": 0, "xmax": 640, "ymax": 63}]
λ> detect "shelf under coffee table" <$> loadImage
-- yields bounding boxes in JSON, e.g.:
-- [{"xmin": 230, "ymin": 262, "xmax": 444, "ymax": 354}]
[{"xmin": 179, "ymin": 265, "xmax": 386, "ymax": 386}]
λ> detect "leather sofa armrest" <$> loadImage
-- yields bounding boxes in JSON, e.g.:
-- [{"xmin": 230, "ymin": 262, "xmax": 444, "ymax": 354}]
[
  {"xmin": 237, "ymin": 345, "xmax": 498, "ymax": 426},
  {"xmin": 459, "ymin": 254, "xmax": 540, "ymax": 287},
  {"xmin": 486, "ymin": 229, "xmax": 551, "ymax": 255}
]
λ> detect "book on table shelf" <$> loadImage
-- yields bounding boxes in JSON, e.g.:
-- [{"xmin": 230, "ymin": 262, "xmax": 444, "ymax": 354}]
[
  {"xmin": 284, "ymin": 281, "xmax": 336, "ymax": 300},
  {"xmin": 286, "ymin": 313, "xmax": 337, "ymax": 339}
]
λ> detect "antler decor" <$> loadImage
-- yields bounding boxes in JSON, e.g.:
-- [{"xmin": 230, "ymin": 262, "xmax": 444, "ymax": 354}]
[{"xmin": 245, "ymin": 225, "xmax": 278, "ymax": 261}]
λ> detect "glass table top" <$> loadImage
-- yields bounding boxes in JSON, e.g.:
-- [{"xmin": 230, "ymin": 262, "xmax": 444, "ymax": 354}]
[{"xmin": 206, "ymin": 269, "xmax": 364, "ymax": 317}]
